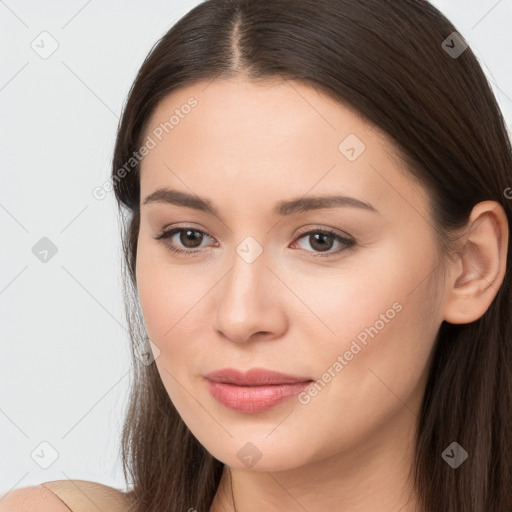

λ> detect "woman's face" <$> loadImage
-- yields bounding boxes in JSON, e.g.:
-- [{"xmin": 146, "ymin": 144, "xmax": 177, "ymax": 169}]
[{"xmin": 135, "ymin": 77, "xmax": 448, "ymax": 471}]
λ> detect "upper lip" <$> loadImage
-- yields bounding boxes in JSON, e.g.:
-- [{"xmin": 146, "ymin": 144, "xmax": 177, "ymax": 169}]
[{"xmin": 204, "ymin": 367, "xmax": 313, "ymax": 386}]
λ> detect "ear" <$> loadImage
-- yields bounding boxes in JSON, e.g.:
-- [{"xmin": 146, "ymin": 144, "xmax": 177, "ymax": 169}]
[{"xmin": 442, "ymin": 200, "xmax": 509, "ymax": 324}]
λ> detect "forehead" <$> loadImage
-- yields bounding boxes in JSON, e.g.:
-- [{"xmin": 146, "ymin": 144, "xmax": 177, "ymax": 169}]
[
  {"xmin": 142, "ymin": 76, "xmax": 372, "ymax": 160},
  {"xmin": 139, "ymin": 77, "xmax": 429, "ymax": 219}
]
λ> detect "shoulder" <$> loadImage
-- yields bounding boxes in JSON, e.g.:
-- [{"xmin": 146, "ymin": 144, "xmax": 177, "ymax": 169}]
[
  {"xmin": 0, "ymin": 480, "xmax": 133, "ymax": 512},
  {"xmin": 0, "ymin": 483, "xmax": 71, "ymax": 511}
]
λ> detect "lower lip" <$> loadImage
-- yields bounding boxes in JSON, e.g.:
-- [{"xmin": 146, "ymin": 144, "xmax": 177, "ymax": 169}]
[{"xmin": 205, "ymin": 379, "xmax": 312, "ymax": 413}]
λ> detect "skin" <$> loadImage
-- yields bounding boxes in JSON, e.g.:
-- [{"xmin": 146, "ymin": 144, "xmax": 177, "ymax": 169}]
[{"xmin": 135, "ymin": 76, "xmax": 508, "ymax": 512}]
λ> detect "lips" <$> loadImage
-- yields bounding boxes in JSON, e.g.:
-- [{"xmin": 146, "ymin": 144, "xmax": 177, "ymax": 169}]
[
  {"xmin": 203, "ymin": 368, "xmax": 314, "ymax": 413},
  {"xmin": 204, "ymin": 367, "xmax": 312, "ymax": 386}
]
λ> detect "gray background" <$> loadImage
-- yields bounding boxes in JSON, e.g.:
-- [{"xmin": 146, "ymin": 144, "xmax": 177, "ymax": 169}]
[{"xmin": 1, "ymin": 0, "xmax": 511, "ymax": 494}]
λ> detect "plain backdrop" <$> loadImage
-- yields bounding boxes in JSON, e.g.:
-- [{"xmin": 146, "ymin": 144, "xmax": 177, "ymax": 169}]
[{"xmin": 1, "ymin": 0, "xmax": 511, "ymax": 494}]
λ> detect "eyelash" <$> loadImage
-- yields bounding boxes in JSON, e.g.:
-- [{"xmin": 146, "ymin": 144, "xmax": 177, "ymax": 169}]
[{"xmin": 153, "ymin": 226, "xmax": 356, "ymax": 258}]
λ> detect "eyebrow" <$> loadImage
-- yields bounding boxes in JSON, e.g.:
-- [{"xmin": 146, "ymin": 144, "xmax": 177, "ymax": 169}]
[{"xmin": 142, "ymin": 187, "xmax": 380, "ymax": 216}]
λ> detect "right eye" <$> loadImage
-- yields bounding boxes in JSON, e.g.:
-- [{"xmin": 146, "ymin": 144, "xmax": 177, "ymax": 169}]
[{"xmin": 154, "ymin": 227, "xmax": 216, "ymax": 256}]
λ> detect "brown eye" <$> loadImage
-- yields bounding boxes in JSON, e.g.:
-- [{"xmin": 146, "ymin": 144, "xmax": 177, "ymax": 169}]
[
  {"xmin": 293, "ymin": 228, "xmax": 355, "ymax": 257},
  {"xmin": 306, "ymin": 232, "xmax": 335, "ymax": 252},
  {"xmin": 154, "ymin": 227, "xmax": 214, "ymax": 255},
  {"xmin": 178, "ymin": 229, "xmax": 204, "ymax": 248}
]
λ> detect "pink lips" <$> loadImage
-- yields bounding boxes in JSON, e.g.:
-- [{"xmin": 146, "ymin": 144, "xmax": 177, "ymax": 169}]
[{"xmin": 204, "ymin": 368, "xmax": 313, "ymax": 413}]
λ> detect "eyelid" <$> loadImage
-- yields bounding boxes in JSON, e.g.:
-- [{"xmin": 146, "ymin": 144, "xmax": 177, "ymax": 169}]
[{"xmin": 293, "ymin": 224, "xmax": 352, "ymax": 239}]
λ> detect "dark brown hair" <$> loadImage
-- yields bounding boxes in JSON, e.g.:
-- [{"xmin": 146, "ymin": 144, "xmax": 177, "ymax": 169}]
[{"xmin": 112, "ymin": 1, "xmax": 512, "ymax": 510}]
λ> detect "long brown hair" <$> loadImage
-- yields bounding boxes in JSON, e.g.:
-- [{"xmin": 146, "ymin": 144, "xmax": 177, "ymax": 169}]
[{"xmin": 111, "ymin": 1, "xmax": 512, "ymax": 510}]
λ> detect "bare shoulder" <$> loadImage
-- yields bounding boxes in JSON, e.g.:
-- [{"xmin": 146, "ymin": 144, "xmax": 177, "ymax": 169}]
[
  {"xmin": 0, "ymin": 484, "xmax": 72, "ymax": 511},
  {"xmin": 0, "ymin": 480, "xmax": 133, "ymax": 512}
]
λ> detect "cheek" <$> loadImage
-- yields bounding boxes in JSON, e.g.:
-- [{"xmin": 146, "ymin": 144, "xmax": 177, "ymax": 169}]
[
  {"xmin": 135, "ymin": 241, "xmax": 216, "ymax": 377},
  {"xmin": 135, "ymin": 255, "xmax": 206, "ymax": 414},
  {"xmin": 312, "ymin": 288, "xmax": 437, "ymax": 457},
  {"xmin": 135, "ymin": 250, "xmax": 221, "ymax": 429},
  {"xmin": 136, "ymin": 232, "xmax": 189, "ymax": 328},
  {"xmin": 289, "ymin": 230, "xmax": 442, "ymax": 360},
  {"xmin": 290, "ymin": 240, "xmax": 441, "ymax": 401},
  {"xmin": 137, "ymin": 267, "xmax": 204, "ymax": 349}
]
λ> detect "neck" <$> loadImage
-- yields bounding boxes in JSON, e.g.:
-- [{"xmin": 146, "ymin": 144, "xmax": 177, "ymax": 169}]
[{"xmin": 210, "ymin": 405, "xmax": 424, "ymax": 512}]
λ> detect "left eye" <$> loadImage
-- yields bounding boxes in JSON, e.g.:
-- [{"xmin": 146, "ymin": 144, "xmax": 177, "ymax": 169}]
[
  {"xmin": 154, "ymin": 227, "xmax": 355, "ymax": 257},
  {"xmin": 292, "ymin": 229, "xmax": 355, "ymax": 256}
]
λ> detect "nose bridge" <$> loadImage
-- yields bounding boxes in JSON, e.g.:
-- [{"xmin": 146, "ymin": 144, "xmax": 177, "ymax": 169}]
[
  {"xmin": 223, "ymin": 234, "xmax": 269, "ymax": 309},
  {"xmin": 213, "ymin": 233, "xmax": 284, "ymax": 342}
]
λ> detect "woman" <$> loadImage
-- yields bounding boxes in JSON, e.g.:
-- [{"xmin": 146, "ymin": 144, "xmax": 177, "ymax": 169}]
[{"xmin": 4, "ymin": 0, "xmax": 511, "ymax": 510}]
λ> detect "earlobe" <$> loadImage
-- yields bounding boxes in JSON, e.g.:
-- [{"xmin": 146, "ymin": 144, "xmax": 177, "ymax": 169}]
[{"xmin": 442, "ymin": 201, "xmax": 509, "ymax": 325}]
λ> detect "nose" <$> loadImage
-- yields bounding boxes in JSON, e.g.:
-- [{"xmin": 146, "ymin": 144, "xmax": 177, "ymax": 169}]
[{"xmin": 212, "ymin": 244, "xmax": 288, "ymax": 344}]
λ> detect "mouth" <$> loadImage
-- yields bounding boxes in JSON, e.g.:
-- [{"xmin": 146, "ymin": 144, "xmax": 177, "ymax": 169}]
[
  {"xmin": 203, "ymin": 367, "xmax": 314, "ymax": 413},
  {"xmin": 204, "ymin": 367, "xmax": 313, "ymax": 386}
]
